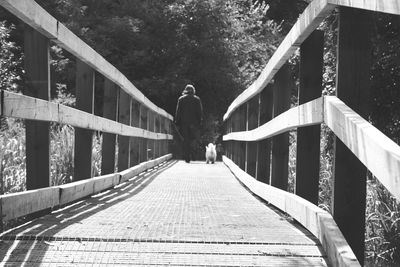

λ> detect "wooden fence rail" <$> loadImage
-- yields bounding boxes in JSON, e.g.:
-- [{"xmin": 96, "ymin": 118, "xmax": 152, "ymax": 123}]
[
  {"xmin": 0, "ymin": 155, "xmax": 172, "ymax": 221},
  {"xmin": 223, "ymin": 0, "xmax": 400, "ymax": 266},
  {"xmin": 0, "ymin": 0, "xmax": 173, "ymax": 229}
]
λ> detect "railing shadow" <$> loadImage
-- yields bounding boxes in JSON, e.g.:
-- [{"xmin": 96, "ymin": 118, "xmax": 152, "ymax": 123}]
[{"xmin": 0, "ymin": 160, "xmax": 177, "ymax": 265}]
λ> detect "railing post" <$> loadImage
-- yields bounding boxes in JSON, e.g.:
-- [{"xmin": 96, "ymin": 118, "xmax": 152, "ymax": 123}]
[
  {"xmin": 129, "ymin": 99, "xmax": 141, "ymax": 166},
  {"xmin": 224, "ymin": 119, "xmax": 230, "ymax": 159},
  {"xmin": 162, "ymin": 117, "xmax": 167, "ymax": 156},
  {"xmin": 140, "ymin": 105, "xmax": 148, "ymax": 162},
  {"xmin": 296, "ymin": 30, "xmax": 324, "ymax": 204},
  {"xmin": 24, "ymin": 26, "xmax": 50, "ymax": 189},
  {"xmin": 101, "ymin": 78, "xmax": 118, "ymax": 175},
  {"xmin": 147, "ymin": 111, "xmax": 154, "ymax": 160},
  {"xmin": 246, "ymin": 96, "xmax": 259, "ymax": 177},
  {"xmin": 167, "ymin": 119, "xmax": 172, "ymax": 155},
  {"xmin": 156, "ymin": 115, "xmax": 161, "ymax": 158},
  {"xmin": 256, "ymin": 85, "xmax": 273, "ymax": 183},
  {"xmin": 240, "ymin": 105, "xmax": 247, "ymax": 170},
  {"xmin": 232, "ymin": 111, "xmax": 238, "ymax": 165},
  {"xmin": 332, "ymin": 7, "xmax": 372, "ymax": 265},
  {"xmin": 271, "ymin": 64, "xmax": 291, "ymax": 190},
  {"xmin": 228, "ymin": 118, "xmax": 233, "ymax": 160},
  {"xmin": 161, "ymin": 117, "xmax": 167, "ymax": 156},
  {"xmin": 74, "ymin": 59, "xmax": 95, "ymax": 180},
  {"xmin": 117, "ymin": 90, "xmax": 131, "ymax": 170}
]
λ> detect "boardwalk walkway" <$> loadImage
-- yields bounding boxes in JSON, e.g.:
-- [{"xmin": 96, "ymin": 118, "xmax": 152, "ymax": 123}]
[{"xmin": 0, "ymin": 161, "xmax": 328, "ymax": 266}]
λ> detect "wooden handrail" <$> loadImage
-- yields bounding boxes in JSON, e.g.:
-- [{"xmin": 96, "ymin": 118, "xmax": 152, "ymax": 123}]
[
  {"xmin": 224, "ymin": 96, "xmax": 400, "ymax": 201},
  {"xmin": 0, "ymin": 0, "xmax": 175, "ymax": 231},
  {"xmin": 0, "ymin": 154, "xmax": 173, "ymax": 222},
  {"xmin": 223, "ymin": 0, "xmax": 400, "ymax": 265},
  {"xmin": 223, "ymin": 156, "xmax": 359, "ymax": 267},
  {"xmin": 224, "ymin": 97, "xmax": 323, "ymax": 142},
  {"xmin": 223, "ymin": 0, "xmax": 334, "ymax": 120},
  {"xmin": 331, "ymin": 0, "xmax": 400, "ymax": 15},
  {"xmin": 324, "ymin": 96, "xmax": 400, "ymax": 200},
  {"xmin": 0, "ymin": 0, "xmax": 172, "ymax": 120},
  {"xmin": 223, "ymin": 0, "xmax": 400, "ymax": 121},
  {"xmin": 0, "ymin": 91, "xmax": 172, "ymax": 140}
]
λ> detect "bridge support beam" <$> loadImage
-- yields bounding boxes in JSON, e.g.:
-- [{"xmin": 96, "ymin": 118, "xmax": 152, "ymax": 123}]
[
  {"xmin": 332, "ymin": 7, "xmax": 372, "ymax": 265},
  {"xmin": 24, "ymin": 26, "xmax": 50, "ymax": 189},
  {"xmin": 101, "ymin": 79, "xmax": 118, "ymax": 175},
  {"xmin": 271, "ymin": 64, "xmax": 291, "ymax": 190},
  {"xmin": 256, "ymin": 85, "xmax": 273, "ymax": 183},
  {"xmin": 118, "ymin": 90, "xmax": 131, "ymax": 170},
  {"xmin": 74, "ymin": 59, "xmax": 95, "ymax": 180},
  {"xmin": 295, "ymin": 30, "xmax": 324, "ymax": 205}
]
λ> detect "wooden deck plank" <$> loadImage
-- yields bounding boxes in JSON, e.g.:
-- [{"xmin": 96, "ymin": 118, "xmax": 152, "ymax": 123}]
[{"xmin": 0, "ymin": 161, "xmax": 327, "ymax": 266}]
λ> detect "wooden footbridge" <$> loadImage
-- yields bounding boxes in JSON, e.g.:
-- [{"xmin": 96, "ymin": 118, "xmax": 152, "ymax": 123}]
[{"xmin": 1, "ymin": 0, "xmax": 400, "ymax": 266}]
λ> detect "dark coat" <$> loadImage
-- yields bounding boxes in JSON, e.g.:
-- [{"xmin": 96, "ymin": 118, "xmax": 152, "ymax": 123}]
[{"xmin": 175, "ymin": 93, "xmax": 203, "ymax": 127}]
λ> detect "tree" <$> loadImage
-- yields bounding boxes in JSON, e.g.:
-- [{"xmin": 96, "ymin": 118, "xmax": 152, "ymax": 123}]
[
  {"xmin": 0, "ymin": 21, "xmax": 22, "ymax": 91},
  {"xmin": 35, "ymin": 0, "xmax": 282, "ymax": 145}
]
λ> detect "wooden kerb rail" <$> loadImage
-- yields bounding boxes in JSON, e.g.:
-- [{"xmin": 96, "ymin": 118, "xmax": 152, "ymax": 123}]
[
  {"xmin": 223, "ymin": 0, "xmax": 400, "ymax": 266},
  {"xmin": 0, "ymin": 0, "xmax": 173, "ymax": 229}
]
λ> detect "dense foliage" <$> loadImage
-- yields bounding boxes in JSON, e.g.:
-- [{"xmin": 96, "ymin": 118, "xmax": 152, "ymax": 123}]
[
  {"xmin": 0, "ymin": 21, "xmax": 21, "ymax": 91},
  {"xmin": 37, "ymin": 0, "xmax": 282, "ymax": 131}
]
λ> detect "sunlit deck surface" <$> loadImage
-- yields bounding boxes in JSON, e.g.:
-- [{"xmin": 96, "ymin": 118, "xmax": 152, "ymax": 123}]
[{"xmin": 0, "ymin": 161, "xmax": 328, "ymax": 266}]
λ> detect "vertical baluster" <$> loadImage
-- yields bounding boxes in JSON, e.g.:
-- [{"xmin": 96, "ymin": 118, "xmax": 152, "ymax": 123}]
[
  {"xmin": 232, "ymin": 111, "xmax": 237, "ymax": 165},
  {"xmin": 164, "ymin": 117, "xmax": 169, "ymax": 156},
  {"xmin": 162, "ymin": 117, "xmax": 167, "ymax": 156},
  {"xmin": 246, "ymin": 96, "xmax": 259, "ymax": 177},
  {"xmin": 167, "ymin": 119, "xmax": 172, "ymax": 155},
  {"xmin": 155, "ymin": 114, "xmax": 160, "ymax": 158},
  {"xmin": 224, "ymin": 119, "xmax": 229, "ymax": 159},
  {"xmin": 296, "ymin": 30, "xmax": 324, "ymax": 204},
  {"xmin": 228, "ymin": 118, "xmax": 233, "ymax": 160},
  {"xmin": 74, "ymin": 59, "xmax": 95, "ymax": 180},
  {"xmin": 147, "ymin": 111, "xmax": 154, "ymax": 160},
  {"xmin": 130, "ymin": 99, "xmax": 140, "ymax": 167},
  {"xmin": 101, "ymin": 79, "xmax": 118, "ymax": 175},
  {"xmin": 140, "ymin": 105, "xmax": 148, "ymax": 162},
  {"xmin": 257, "ymin": 85, "xmax": 273, "ymax": 183},
  {"xmin": 224, "ymin": 119, "xmax": 230, "ymax": 160},
  {"xmin": 332, "ymin": 7, "xmax": 372, "ymax": 264},
  {"xmin": 240, "ymin": 105, "xmax": 247, "ymax": 170},
  {"xmin": 271, "ymin": 64, "xmax": 291, "ymax": 190},
  {"xmin": 24, "ymin": 26, "xmax": 50, "ymax": 188},
  {"xmin": 235, "ymin": 110, "xmax": 241, "ymax": 167},
  {"xmin": 117, "ymin": 90, "xmax": 131, "ymax": 170},
  {"xmin": 159, "ymin": 118, "xmax": 162, "ymax": 158}
]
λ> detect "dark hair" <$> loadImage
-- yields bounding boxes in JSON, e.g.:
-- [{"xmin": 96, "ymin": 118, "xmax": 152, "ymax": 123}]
[{"xmin": 183, "ymin": 84, "xmax": 195, "ymax": 95}]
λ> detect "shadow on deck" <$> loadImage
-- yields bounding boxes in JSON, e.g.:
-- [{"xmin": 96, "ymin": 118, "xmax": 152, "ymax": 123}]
[{"xmin": 0, "ymin": 160, "xmax": 328, "ymax": 266}]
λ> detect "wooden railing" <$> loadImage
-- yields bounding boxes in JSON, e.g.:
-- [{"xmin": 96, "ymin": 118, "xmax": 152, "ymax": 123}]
[
  {"xmin": 223, "ymin": 0, "xmax": 400, "ymax": 266},
  {"xmin": 0, "ymin": 1, "xmax": 173, "ymax": 226}
]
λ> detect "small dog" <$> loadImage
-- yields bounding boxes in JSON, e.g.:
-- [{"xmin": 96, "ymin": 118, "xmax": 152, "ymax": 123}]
[{"xmin": 205, "ymin": 143, "xmax": 217, "ymax": 164}]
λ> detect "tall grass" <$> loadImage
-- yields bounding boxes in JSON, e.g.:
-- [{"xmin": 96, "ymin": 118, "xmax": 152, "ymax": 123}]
[
  {"xmin": 0, "ymin": 117, "xmax": 26, "ymax": 193},
  {"xmin": 365, "ymin": 177, "xmax": 400, "ymax": 266},
  {"xmin": 1, "ymin": 117, "xmax": 103, "ymax": 190},
  {"xmin": 50, "ymin": 123, "xmax": 74, "ymax": 186}
]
